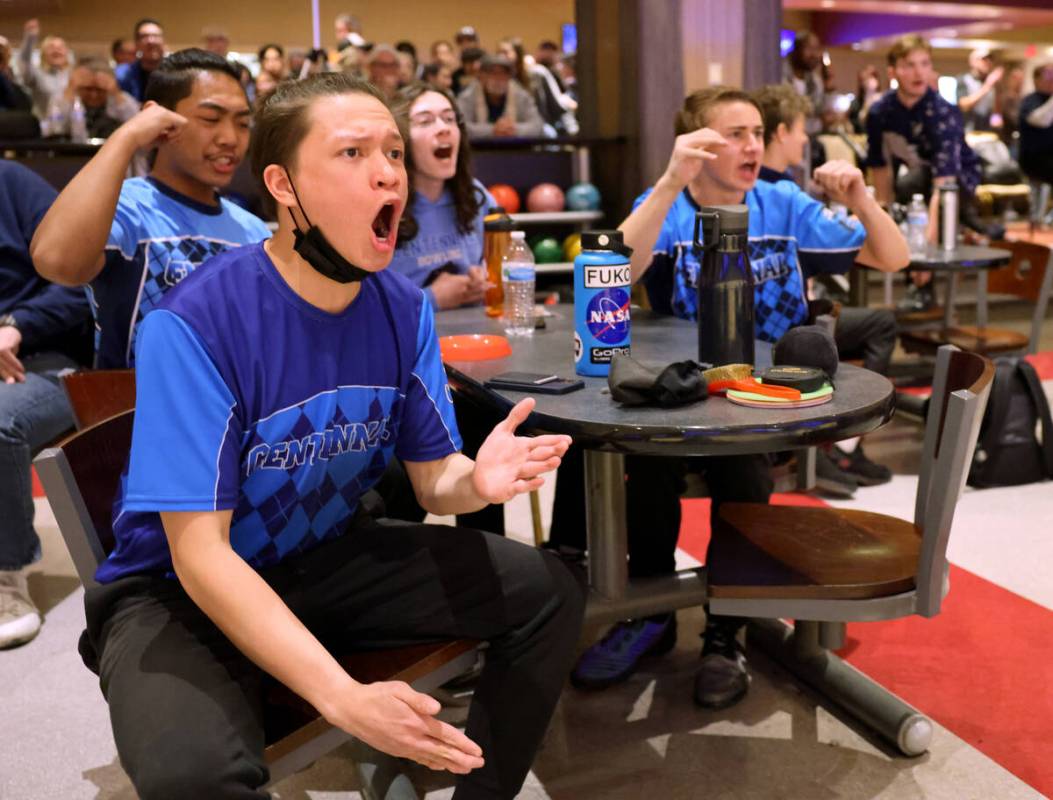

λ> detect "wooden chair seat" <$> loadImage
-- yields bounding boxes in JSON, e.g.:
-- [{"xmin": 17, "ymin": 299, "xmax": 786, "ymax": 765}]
[
  {"xmin": 263, "ymin": 639, "xmax": 478, "ymax": 758},
  {"xmin": 894, "ymin": 305, "xmax": 945, "ymax": 326},
  {"xmin": 708, "ymin": 504, "xmax": 922, "ymax": 601},
  {"xmin": 900, "ymin": 326, "xmax": 1029, "ymax": 356}
]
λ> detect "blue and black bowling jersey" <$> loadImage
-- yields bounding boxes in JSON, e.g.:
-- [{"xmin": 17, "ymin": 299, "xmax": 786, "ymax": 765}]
[
  {"xmin": 639, "ymin": 180, "xmax": 866, "ymax": 342},
  {"xmin": 91, "ymin": 177, "xmax": 271, "ymax": 369},
  {"xmin": 96, "ymin": 242, "xmax": 462, "ymax": 583}
]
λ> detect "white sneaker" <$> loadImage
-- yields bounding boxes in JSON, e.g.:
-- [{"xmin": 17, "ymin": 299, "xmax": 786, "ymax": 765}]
[{"xmin": 0, "ymin": 570, "xmax": 42, "ymax": 649}]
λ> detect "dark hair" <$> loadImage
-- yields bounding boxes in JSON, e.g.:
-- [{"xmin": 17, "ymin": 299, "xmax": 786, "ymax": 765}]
[
  {"xmin": 134, "ymin": 18, "xmax": 162, "ymax": 38},
  {"xmin": 258, "ymin": 43, "xmax": 284, "ymax": 63},
  {"xmin": 498, "ymin": 38, "xmax": 531, "ymax": 88},
  {"xmin": 144, "ymin": 48, "xmax": 243, "ymax": 110},
  {"xmin": 675, "ymin": 86, "xmax": 763, "ymax": 135},
  {"xmin": 251, "ymin": 71, "xmax": 386, "ymax": 188},
  {"xmin": 751, "ymin": 84, "xmax": 811, "ymax": 145},
  {"xmin": 421, "ymin": 62, "xmax": 444, "ymax": 81},
  {"xmin": 1033, "ymin": 63, "xmax": 1053, "ymax": 83},
  {"xmin": 395, "ymin": 40, "xmax": 417, "ymax": 60},
  {"xmin": 390, "ymin": 82, "xmax": 485, "ymax": 243},
  {"xmin": 111, "ymin": 38, "xmax": 129, "ymax": 59},
  {"xmin": 461, "ymin": 47, "xmax": 484, "ymax": 66},
  {"xmin": 538, "ymin": 40, "xmax": 559, "ymax": 52}
]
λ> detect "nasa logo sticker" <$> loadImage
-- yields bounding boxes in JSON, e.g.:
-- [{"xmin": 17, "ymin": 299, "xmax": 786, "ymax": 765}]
[
  {"xmin": 585, "ymin": 288, "xmax": 630, "ymax": 344},
  {"xmin": 574, "ymin": 331, "xmax": 583, "ymax": 363}
]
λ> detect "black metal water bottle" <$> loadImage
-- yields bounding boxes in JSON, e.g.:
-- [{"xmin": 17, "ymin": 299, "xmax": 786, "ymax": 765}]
[{"xmin": 694, "ymin": 204, "xmax": 755, "ymax": 367}]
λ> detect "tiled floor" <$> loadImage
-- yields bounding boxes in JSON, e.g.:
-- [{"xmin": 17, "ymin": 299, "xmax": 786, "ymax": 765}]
[{"xmin": 4, "ymin": 240, "xmax": 1052, "ymax": 798}]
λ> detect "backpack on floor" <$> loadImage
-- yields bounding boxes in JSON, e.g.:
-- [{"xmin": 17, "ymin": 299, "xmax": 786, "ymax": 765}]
[{"xmin": 968, "ymin": 357, "xmax": 1053, "ymax": 488}]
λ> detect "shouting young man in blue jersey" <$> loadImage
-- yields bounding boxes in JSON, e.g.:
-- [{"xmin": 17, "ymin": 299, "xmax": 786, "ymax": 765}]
[
  {"xmin": 32, "ymin": 49, "xmax": 270, "ymax": 368},
  {"xmin": 550, "ymin": 86, "xmax": 907, "ymax": 709},
  {"xmin": 75, "ymin": 73, "xmax": 583, "ymax": 799}
]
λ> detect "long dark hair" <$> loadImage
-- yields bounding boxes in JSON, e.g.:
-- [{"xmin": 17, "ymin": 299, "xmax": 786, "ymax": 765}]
[{"xmin": 391, "ymin": 82, "xmax": 485, "ymax": 243}]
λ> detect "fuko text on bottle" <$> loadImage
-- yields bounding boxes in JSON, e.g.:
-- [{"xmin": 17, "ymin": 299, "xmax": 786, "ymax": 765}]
[{"xmin": 574, "ymin": 230, "xmax": 634, "ymax": 377}]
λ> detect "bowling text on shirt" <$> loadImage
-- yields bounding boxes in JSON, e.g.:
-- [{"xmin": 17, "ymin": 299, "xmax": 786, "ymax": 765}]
[
  {"xmin": 246, "ymin": 417, "xmax": 394, "ymax": 475},
  {"xmin": 583, "ymin": 264, "xmax": 632, "ymax": 289}
]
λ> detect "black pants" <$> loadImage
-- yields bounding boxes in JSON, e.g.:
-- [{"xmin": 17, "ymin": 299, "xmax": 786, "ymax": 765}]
[
  {"xmin": 1022, "ymin": 154, "xmax": 1053, "ymax": 187},
  {"xmin": 548, "ymin": 445, "xmax": 773, "ymax": 578},
  {"xmin": 80, "ymin": 517, "xmax": 585, "ymax": 799},
  {"xmin": 835, "ymin": 307, "xmax": 897, "ymax": 375}
]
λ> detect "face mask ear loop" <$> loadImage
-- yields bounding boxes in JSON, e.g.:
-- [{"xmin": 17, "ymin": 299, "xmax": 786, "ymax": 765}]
[{"xmin": 285, "ymin": 169, "xmax": 314, "ymax": 231}]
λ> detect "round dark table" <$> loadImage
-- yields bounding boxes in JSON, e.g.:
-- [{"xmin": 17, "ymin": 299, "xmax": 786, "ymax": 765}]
[
  {"xmin": 436, "ymin": 307, "xmax": 896, "ymax": 457},
  {"xmin": 906, "ymin": 244, "xmax": 1012, "ymax": 328}
]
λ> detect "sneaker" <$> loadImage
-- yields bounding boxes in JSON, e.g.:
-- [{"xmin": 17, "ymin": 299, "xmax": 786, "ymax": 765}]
[
  {"xmin": 814, "ymin": 449, "xmax": 857, "ymax": 498},
  {"xmin": 694, "ymin": 620, "xmax": 750, "ymax": 709},
  {"xmin": 897, "ymin": 282, "xmax": 936, "ymax": 313},
  {"xmin": 832, "ymin": 444, "xmax": 892, "ymax": 486},
  {"xmin": 0, "ymin": 570, "xmax": 41, "ymax": 649},
  {"xmin": 570, "ymin": 613, "xmax": 677, "ymax": 690}
]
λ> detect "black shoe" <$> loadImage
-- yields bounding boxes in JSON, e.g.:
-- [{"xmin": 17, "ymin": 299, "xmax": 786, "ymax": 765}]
[
  {"xmin": 897, "ymin": 282, "xmax": 935, "ymax": 313},
  {"xmin": 832, "ymin": 444, "xmax": 892, "ymax": 486},
  {"xmin": 694, "ymin": 620, "xmax": 750, "ymax": 709},
  {"xmin": 814, "ymin": 450, "xmax": 857, "ymax": 498}
]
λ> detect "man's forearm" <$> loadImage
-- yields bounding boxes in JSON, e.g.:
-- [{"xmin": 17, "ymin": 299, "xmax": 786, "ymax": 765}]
[
  {"xmin": 619, "ymin": 180, "xmax": 681, "ymax": 283},
  {"xmin": 30, "ymin": 130, "xmax": 137, "ymax": 286},
  {"xmin": 958, "ymin": 84, "xmax": 992, "ymax": 114},
  {"xmin": 167, "ymin": 525, "xmax": 358, "ymax": 720},
  {"xmin": 852, "ymin": 194, "xmax": 910, "ymax": 272},
  {"xmin": 870, "ymin": 166, "xmax": 893, "ymax": 208},
  {"xmin": 408, "ymin": 452, "xmax": 487, "ymax": 516},
  {"xmin": 1025, "ymin": 94, "xmax": 1053, "ymax": 129}
]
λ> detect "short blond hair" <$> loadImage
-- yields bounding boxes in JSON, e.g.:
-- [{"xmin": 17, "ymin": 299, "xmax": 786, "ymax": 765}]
[
  {"xmin": 887, "ymin": 34, "xmax": 931, "ymax": 67},
  {"xmin": 675, "ymin": 86, "xmax": 762, "ymax": 136},
  {"xmin": 752, "ymin": 84, "xmax": 812, "ymax": 145}
]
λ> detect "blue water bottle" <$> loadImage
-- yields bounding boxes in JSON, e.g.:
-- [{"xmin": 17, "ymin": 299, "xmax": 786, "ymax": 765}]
[{"xmin": 574, "ymin": 229, "xmax": 634, "ymax": 377}]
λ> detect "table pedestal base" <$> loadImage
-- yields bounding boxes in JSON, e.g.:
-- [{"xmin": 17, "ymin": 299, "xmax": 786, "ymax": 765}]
[
  {"xmin": 584, "ymin": 569, "xmax": 708, "ymax": 624},
  {"xmin": 748, "ymin": 618, "xmax": 933, "ymax": 757}
]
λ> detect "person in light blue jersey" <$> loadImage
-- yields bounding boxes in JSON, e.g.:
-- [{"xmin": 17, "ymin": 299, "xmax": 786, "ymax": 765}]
[
  {"xmin": 390, "ymin": 82, "xmax": 493, "ymax": 310},
  {"xmin": 551, "ymin": 85, "xmax": 908, "ymax": 710},
  {"xmin": 32, "ymin": 48, "xmax": 269, "ymax": 368},
  {"xmin": 76, "ymin": 73, "xmax": 582, "ymax": 800}
]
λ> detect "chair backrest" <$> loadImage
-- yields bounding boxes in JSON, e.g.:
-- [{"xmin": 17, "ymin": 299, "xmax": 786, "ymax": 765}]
[
  {"xmin": 817, "ymin": 133, "xmax": 859, "ymax": 167},
  {"xmin": 913, "ymin": 346, "xmax": 994, "ymax": 616},
  {"xmin": 61, "ymin": 369, "xmax": 136, "ymax": 431},
  {"xmin": 985, "ymin": 240, "xmax": 1053, "ymax": 354},
  {"xmin": 33, "ymin": 410, "xmax": 134, "ymax": 589}
]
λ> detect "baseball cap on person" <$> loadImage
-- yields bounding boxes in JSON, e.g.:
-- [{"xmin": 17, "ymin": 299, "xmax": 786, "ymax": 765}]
[
  {"xmin": 456, "ymin": 26, "xmax": 478, "ymax": 42},
  {"xmin": 481, "ymin": 54, "xmax": 514, "ymax": 73}
]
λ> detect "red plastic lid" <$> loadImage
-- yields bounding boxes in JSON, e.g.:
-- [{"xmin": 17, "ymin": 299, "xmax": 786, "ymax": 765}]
[{"xmin": 439, "ymin": 334, "xmax": 513, "ymax": 362}]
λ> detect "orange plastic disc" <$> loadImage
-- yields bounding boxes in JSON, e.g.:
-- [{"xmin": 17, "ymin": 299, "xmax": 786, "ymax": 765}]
[{"xmin": 439, "ymin": 334, "xmax": 513, "ymax": 362}]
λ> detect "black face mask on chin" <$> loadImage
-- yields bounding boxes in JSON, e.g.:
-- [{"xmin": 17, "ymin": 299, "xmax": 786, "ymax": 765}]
[{"xmin": 285, "ymin": 171, "xmax": 372, "ymax": 284}]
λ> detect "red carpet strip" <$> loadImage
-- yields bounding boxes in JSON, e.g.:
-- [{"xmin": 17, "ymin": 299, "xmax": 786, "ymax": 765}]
[{"xmin": 678, "ymin": 494, "xmax": 1053, "ymax": 797}]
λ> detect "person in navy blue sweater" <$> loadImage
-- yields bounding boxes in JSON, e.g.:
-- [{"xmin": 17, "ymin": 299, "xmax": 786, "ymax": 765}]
[{"xmin": 0, "ymin": 161, "xmax": 91, "ymax": 649}]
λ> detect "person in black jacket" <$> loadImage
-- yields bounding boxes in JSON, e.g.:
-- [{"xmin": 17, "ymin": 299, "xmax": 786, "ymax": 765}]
[{"xmin": 0, "ymin": 160, "xmax": 91, "ymax": 649}]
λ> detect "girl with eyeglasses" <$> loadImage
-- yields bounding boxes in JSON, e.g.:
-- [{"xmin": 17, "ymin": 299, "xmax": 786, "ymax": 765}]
[{"xmin": 389, "ymin": 83, "xmax": 495, "ymax": 311}]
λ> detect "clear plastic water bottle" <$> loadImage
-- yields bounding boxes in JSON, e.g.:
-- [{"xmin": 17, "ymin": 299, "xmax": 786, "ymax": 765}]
[
  {"xmin": 502, "ymin": 231, "xmax": 535, "ymax": 337},
  {"xmin": 42, "ymin": 96, "xmax": 65, "ymax": 138},
  {"xmin": 70, "ymin": 97, "xmax": 88, "ymax": 143},
  {"xmin": 907, "ymin": 193, "xmax": 928, "ymax": 256}
]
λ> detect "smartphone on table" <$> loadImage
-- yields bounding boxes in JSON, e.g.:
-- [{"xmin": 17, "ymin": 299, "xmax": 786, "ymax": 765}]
[{"xmin": 484, "ymin": 371, "xmax": 585, "ymax": 394}]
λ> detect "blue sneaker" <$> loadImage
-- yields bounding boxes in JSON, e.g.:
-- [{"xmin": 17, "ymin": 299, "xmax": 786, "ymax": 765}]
[{"xmin": 570, "ymin": 614, "xmax": 677, "ymax": 690}]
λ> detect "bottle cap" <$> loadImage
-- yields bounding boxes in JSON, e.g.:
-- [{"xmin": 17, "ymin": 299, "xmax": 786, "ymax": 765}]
[
  {"xmin": 581, "ymin": 229, "xmax": 633, "ymax": 256},
  {"xmin": 698, "ymin": 204, "xmax": 749, "ymax": 234},
  {"xmin": 510, "ymin": 230, "xmax": 526, "ymax": 240},
  {"xmin": 484, "ymin": 209, "xmax": 515, "ymax": 231}
]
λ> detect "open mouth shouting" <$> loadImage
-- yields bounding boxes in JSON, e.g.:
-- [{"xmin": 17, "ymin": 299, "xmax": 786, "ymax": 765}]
[
  {"xmin": 738, "ymin": 160, "xmax": 760, "ymax": 182},
  {"xmin": 207, "ymin": 152, "xmax": 239, "ymax": 176},
  {"xmin": 434, "ymin": 143, "xmax": 455, "ymax": 161},
  {"xmin": 370, "ymin": 201, "xmax": 400, "ymax": 251}
]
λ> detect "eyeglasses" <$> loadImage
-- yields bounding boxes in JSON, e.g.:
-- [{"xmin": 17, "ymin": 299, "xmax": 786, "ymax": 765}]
[{"xmin": 410, "ymin": 110, "xmax": 459, "ymax": 129}]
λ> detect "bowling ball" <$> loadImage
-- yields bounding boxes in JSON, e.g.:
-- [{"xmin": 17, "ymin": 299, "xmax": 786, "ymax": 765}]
[
  {"xmin": 487, "ymin": 183, "xmax": 520, "ymax": 214},
  {"xmin": 526, "ymin": 183, "xmax": 565, "ymax": 213},
  {"xmin": 532, "ymin": 236, "xmax": 564, "ymax": 264},
  {"xmin": 565, "ymin": 182, "xmax": 601, "ymax": 211},
  {"xmin": 562, "ymin": 232, "xmax": 582, "ymax": 261}
]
